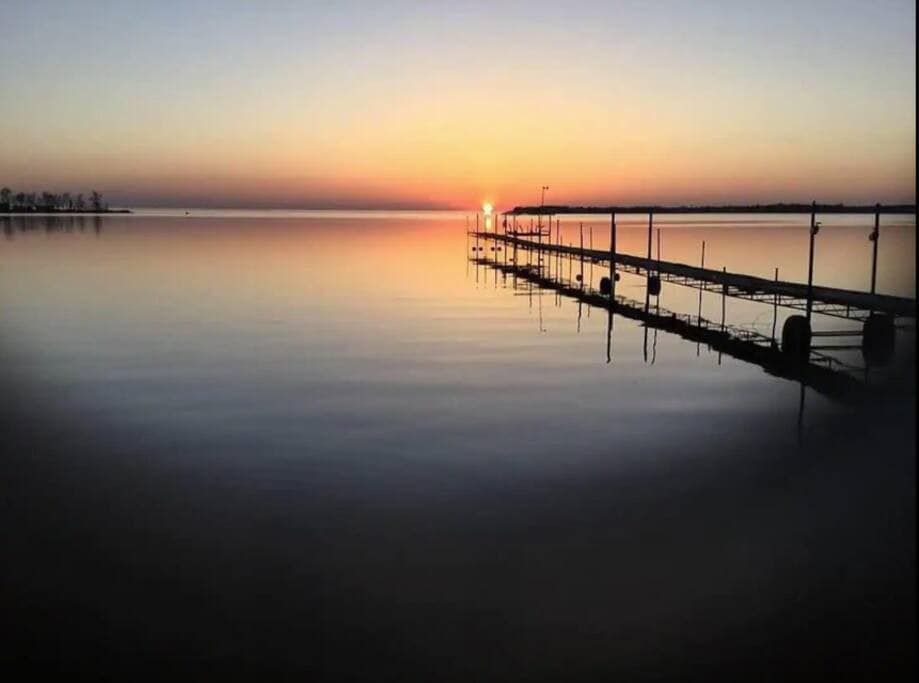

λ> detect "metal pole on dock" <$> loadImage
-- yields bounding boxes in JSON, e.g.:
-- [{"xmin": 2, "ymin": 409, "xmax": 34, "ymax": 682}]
[
  {"xmin": 556, "ymin": 220, "xmax": 561, "ymax": 277},
  {"xmin": 718, "ymin": 266, "xmax": 727, "ymax": 365},
  {"xmin": 537, "ymin": 221, "xmax": 543, "ymax": 271},
  {"xmin": 605, "ymin": 216, "xmax": 616, "ymax": 358},
  {"xmin": 696, "ymin": 240, "xmax": 705, "ymax": 356},
  {"xmin": 645, "ymin": 210, "xmax": 654, "ymax": 311},
  {"xmin": 806, "ymin": 201, "xmax": 819, "ymax": 323},
  {"xmin": 697, "ymin": 241, "xmax": 705, "ymax": 327},
  {"xmin": 870, "ymin": 203, "xmax": 880, "ymax": 296},
  {"xmin": 589, "ymin": 226, "xmax": 594, "ymax": 304},
  {"xmin": 772, "ymin": 267, "xmax": 779, "ymax": 345},
  {"xmin": 610, "ymin": 213, "xmax": 617, "ymax": 300}
]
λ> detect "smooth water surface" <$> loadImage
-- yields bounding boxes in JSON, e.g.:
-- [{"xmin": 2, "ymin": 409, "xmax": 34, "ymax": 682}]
[{"xmin": 1, "ymin": 211, "xmax": 915, "ymax": 679}]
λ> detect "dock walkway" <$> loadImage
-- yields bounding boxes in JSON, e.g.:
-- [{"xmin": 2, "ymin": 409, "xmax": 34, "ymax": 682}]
[{"xmin": 471, "ymin": 231, "xmax": 915, "ymax": 322}]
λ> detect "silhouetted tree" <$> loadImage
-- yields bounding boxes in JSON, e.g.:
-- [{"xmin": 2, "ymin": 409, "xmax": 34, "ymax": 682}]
[
  {"xmin": 90, "ymin": 190, "xmax": 102, "ymax": 211},
  {"xmin": 75, "ymin": 193, "xmax": 85, "ymax": 211},
  {"xmin": 14, "ymin": 192, "xmax": 25, "ymax": 209},
  {"xmin": 0, "ymin": 187, "xmax": 10, "ymax": 210},
  {"xmin": 41, "ymin": 192, "xmax": 56, "ymax": 211},
  {"xmin": 62, "ymin": 192, "xmax": 72, "ymax": 210}
]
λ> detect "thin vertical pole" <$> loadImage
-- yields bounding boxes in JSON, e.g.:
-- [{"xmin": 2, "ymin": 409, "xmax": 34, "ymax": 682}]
[
  {"xmin": 718, "ymin": 266, "xmax": 727, "ymax": 365},
  {"xmin": 556, "ymin": 220, "xmax": 561, "ymax": 277},
  {"xmin": 589, "ymin": 226, "xmax": 594, "ymax": 302},
  {"xmin": 609, "ymin": 213, "xmax": 617, "ymax": 299},
  {"xmin": 697, "ymin": 241, "xmax": 705, "ymax": 326},
  {"xmin": 606, "ymin": 215, "xmax": 615, "ymax": 359},
  {"xmin": 537, "ymin": 219, "xmax": 542, "ymax": 271},
  {"xmin": 645, "ymin": 210, "xmax": 653, "ymax": 311},
  {"xmin": 771, "ymin": 267, "xmax": 779, "ymax": 345},
  {"xmin": 579, "ymin": 222, "xmax": 584, "ymax": 287},
  {"xmin": 870, "ymin": 203, "xmax": 880, "ymax": 296},
  {"xmin": 696, "ymin": 240, "xmax": 705, "ymax": 356},
  {"xmin": 806, "ymin": 201, "xmax": 818, "ymax": 323}
]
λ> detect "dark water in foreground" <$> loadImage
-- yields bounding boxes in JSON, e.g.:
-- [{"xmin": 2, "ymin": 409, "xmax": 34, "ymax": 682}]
[{"xmin": 1, "ymin": 212, "xmax": 915, "ymax": 680}]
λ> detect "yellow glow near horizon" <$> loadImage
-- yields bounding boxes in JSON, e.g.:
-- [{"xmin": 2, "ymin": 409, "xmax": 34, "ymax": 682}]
[{"xmin": 482, "ymin": 203, "xmax": 493, "ymax": 215}]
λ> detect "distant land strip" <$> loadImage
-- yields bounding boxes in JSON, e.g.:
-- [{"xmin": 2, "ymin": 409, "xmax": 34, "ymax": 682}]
[
  {"xmin": 1, "ymin": 208, "xmax": 131, "ymax": 214},
  {"xmin": 508, "ymin": 203, "xmax": 917, "ymax": 215},
  {"xmin": 1, "ymin": 188, "xmax": 130, "ymax": 214}
]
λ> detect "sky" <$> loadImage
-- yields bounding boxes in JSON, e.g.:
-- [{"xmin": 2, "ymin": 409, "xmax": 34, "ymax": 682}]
[{"xmin": 0, "ymin": 0, "xmax": 915, "ymax": 209}]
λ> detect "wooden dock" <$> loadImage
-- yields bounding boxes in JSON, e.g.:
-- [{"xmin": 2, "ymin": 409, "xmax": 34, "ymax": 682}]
[{"xmin": 472, "ymin": 231, "xmax": 915, "ymax": 321}]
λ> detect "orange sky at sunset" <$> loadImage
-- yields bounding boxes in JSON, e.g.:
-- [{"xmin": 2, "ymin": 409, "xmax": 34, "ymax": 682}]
[{"xmin": 1, "ymin": 1, "xmax": 915, "ymax": 209}]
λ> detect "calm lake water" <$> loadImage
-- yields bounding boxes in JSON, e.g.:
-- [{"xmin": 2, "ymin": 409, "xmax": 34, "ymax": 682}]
[{"xmin": 1, "ymin": 211, "xmax": 915, "ymax": 680}]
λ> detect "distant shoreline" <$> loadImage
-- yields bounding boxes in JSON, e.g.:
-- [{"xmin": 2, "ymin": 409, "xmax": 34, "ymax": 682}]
[{"xmin": 1, "ymin": 208, "xmax": 131, "ymax": 214}]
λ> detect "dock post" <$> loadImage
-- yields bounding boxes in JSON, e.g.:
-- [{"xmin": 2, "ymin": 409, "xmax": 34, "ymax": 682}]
[
  {"xmin": 806, "ymin": 201, "xmax": 819, "ymax": 323},
  {"xmin": 579, "ymin": 222, "xmax": 584, "ymax": 287},
  {"xmin": 869, "ymin": 203, "xmax": 880, "ymax": 296},
  {"xmin": 721, "ymin": 266, "xmax": 727, "ymax": 333},
  {"xmin": 697, "ymin": 240, "xmax": 705, "ymax": 327},
  {"xmin": 610, "ymin": 213, "xmax": 617, "ymax": 299},
  {"xmin": 645, "ymin": 210, "xmax": 654, "ymax": 310},
  {"xmin": 556, "ymin": 220, "xmax": 561, "ymax": 276},
  {"xmin": 606, "ymin": 213, "xmax": 616, "ymax": 364},
  {"xmin": 695, "ymin": 241, "xmax": 706, "ymax": 356},
  {"xmin": 588, "ymin": 226, "xmax": 594, "ymax": 301},
  {"xmin": 771, "ymin": 267, "xmax": 779, "ymax": 345},
  {"xmin": 537, "ymin": 219, "xmax": 542, "ymax": 271}
]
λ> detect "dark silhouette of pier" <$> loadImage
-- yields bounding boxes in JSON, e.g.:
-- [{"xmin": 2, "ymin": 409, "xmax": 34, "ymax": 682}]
[{"xmin": 476, "ymin": 230, "xmax": 915, "ymax": 321}]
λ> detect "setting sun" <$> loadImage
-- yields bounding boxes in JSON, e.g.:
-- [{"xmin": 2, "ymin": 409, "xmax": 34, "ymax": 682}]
[{"xmin": 482, "ymin": 203, "xmax": 493, "ymax": 215}]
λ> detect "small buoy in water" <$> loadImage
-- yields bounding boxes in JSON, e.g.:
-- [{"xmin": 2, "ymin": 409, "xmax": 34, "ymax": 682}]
[
  {"xmin": 648, "ymin": 275, "xmax": 661, "ymax": 296},
  {"xmin": 782, "ymin": 315, "xmax": 812, "ymax": 361},
  {"xmin": 599, "ymin": 276, "xmax": 612, "ymax": 295},
  {"xmin": 575, "ymin": 274, "xmax": 583, "ymax": 282}
]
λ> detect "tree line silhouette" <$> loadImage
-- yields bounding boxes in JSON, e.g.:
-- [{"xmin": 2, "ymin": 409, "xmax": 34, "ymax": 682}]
[{"xmin": 0, "ymin": 187, "xmax": 124, "ymax": 213}]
